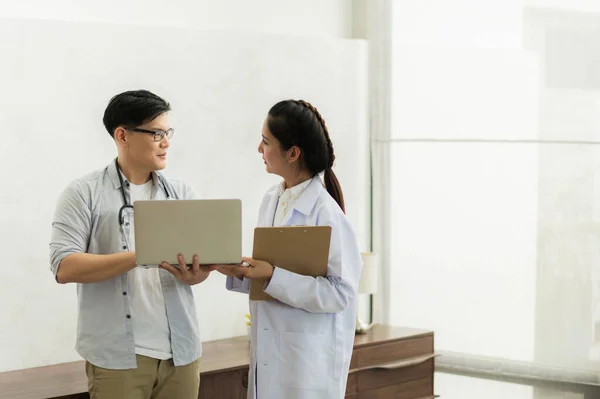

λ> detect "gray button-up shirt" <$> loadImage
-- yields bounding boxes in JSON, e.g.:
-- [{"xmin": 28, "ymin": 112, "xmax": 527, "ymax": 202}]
[{"xmin": 49, "ymin": 159, "xmax": 202, "ymax": 369}]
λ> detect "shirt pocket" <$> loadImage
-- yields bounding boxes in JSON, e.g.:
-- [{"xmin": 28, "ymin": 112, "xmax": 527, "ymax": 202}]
[{"xmin": 279, "ymin": 331, "xmax": 332, "ymax": 391}]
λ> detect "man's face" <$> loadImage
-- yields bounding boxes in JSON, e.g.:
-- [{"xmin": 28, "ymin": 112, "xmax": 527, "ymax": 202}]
[{"xmin": 121, "ymin": 112, "xmax": 171, "ymax": 172}]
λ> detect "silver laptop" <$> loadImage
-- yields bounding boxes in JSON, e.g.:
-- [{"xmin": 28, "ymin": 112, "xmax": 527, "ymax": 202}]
[{"xmin": 133, "ymin": 199, "xmax": 242, "ymax": 266}]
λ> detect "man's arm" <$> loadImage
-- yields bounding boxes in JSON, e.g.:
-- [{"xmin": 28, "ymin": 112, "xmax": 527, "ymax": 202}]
[
  {"xmin": 57, "ymin": 252, "xmax": 137, "ymax": 284},
  {"xmin": 50, "ymin": 181, "xmax": 137, "ymax": 284}
]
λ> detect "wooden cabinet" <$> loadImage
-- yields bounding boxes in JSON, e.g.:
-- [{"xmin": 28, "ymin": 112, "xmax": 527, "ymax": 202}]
[
  {"xmin": 198, "ymin": 324, "xmax": 435, "ymax": 399},
  {"xmin": 0, "ymin": 324, "xmax": 434, "ymax": 399},
  {"xmin": 196, "ymin": 336, "xmax": 251, "ymax": 399},
  {"xmin": 344, "ymin": 325, "xmax": 435, "ymax": 399},
  {"xmin": 200, "ymin": 368, "xmax": 248, "ymax": 398}
]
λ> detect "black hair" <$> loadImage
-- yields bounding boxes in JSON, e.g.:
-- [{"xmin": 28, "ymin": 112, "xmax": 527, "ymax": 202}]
[
  {"xmin": 267, "ymin": 100, "xmax": 345, "ymax": 213},
  {"xmin": 103, "ymin": 90, "xmax": 171, "ymax": 137}
]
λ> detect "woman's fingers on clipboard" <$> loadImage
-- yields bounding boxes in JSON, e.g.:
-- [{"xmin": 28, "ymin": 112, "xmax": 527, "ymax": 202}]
[{"xmin": 241, "ymin": 257, "xmax": 274, "ymax": 279}]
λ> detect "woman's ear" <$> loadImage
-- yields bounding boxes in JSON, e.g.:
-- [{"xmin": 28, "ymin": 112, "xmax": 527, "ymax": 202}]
[{"xmin": 287, "ymin": 146, "xmax": 302, "ymax": 163}]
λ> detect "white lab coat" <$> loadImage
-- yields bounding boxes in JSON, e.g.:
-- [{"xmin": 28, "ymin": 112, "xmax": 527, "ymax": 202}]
[{"xmin": 227, "ymin": 176, "xmax": 362, "ymax": 399}]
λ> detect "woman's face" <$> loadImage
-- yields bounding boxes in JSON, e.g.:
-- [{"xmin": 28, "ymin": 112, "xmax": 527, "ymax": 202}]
[{"xmin": 258, "ymin": 118, "xmax": 292, "ymax": 177}]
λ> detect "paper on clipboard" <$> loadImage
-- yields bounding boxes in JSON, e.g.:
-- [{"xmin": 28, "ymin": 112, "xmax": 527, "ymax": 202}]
[{"xmin": 249, "ymin": 226, "xmax": 331, "ymax": 301}]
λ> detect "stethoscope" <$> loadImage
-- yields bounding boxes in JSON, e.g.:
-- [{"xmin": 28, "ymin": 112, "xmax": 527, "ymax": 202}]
[{"xmin": 115, "ymin": 158, "xmax": 171, "ymax": 227}]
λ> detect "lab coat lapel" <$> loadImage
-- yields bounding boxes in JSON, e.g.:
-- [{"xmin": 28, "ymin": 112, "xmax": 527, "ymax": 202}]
[
  {"xmin": 260, "ymin": 188, "xmax": 280, "ymax": 227},
  {"xmin": 280, "ymin": 177, "xmax": 322, "ymax": 226}
]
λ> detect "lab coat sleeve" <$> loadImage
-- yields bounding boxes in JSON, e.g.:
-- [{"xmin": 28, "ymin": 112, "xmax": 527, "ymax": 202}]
[
  {"xmin": 226, "ymin": 276, "xmax": 251, "ymax": 294},
  {"xmin": 224, "ymin": 188, "xmax": 273, "ymax": 295},
  {"xmin": 263, "ymin": 209, "xmax": 361, "ymax": 313}
]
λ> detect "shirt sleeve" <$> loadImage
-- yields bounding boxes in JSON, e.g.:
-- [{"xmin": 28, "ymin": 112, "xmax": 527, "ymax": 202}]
[
  {"xmin": 185, "ymin": 183, "xmax": 197, "ymax": 200},
  {"xmin": 49, "ymin": 181, "xmax": 92, "ymax": 280}
]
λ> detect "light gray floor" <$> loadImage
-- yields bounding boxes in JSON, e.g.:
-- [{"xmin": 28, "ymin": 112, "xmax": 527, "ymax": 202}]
[{"xmin": 436, "ymin": 371, "xmax": 600, "ymax": 399}]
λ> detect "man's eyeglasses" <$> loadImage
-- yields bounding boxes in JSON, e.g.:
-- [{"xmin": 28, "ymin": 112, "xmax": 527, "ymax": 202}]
[{"xmin": 127, "ymin": 127, "xmax": 175, "ymax": 142}]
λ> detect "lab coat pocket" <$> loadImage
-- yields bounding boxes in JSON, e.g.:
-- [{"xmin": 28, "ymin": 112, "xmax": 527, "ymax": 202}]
[{"xmin": 280, "ymin": 332, "xmax": 331, "ymax": 391}]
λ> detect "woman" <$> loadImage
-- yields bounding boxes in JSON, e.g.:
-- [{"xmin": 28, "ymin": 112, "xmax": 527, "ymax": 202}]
[{"xmin": 217, "ymin": 100, "xmax": 362, "ymax": 399}]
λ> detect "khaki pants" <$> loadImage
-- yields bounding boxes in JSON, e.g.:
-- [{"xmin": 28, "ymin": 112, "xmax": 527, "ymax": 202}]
[{"xmin": 85, "ymin": 355, "xmax": 201, "ymax": 399}]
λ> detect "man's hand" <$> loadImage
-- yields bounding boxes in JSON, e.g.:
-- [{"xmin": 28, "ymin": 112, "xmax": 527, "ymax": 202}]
[
  {"xmin": 159, "ymin": 254, "xmax": 214, "ymax": 285},
  {"xmin": 216, "ymin": 257, "xmax": 274, "ymax": 280}
]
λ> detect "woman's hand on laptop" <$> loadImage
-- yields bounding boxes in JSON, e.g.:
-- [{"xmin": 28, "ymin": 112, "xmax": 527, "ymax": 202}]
[
  {"xmin": 214, "ymin": 257, "xmax": 274, "ymax": 280},
  {"xmin": 213, "ymin": 264, "xmax": 247, "ymax": 279},
  {"xmin": 159, "ymin": 254, "xmax": 213, "ymax": 285}
]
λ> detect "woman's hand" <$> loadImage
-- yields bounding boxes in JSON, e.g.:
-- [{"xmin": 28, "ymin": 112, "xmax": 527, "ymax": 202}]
[
  {"xmin": 214, "ymin": 264, "xmax": 247, "ymax": 279},
  {"xmin": 239, "ymin": 257, "xmax": 274, "ymax": 279},
  {"xmin": 214, "ymin": 257, "xmax": 274, "ymax": 279}
]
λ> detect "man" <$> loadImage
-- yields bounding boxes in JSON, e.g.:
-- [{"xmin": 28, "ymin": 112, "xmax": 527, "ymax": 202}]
[{"xmin": 50, "ymin": 90, "xmax": 210, "ymax": 398}]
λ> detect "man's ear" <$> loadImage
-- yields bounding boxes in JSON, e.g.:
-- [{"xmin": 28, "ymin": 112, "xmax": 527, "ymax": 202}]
[
  {"xmin": 287, "ymin": 146, "xmax": 302, "ymax": 163},
  {"xmin": 114, "ymin": 127, "xmax": 128, "ymax": 147}
]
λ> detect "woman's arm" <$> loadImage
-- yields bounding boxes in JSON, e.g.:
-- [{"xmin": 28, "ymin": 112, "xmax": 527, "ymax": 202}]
[{"xmin": 264, "ymin": 212, "xmax": 362, "ymax": 313}]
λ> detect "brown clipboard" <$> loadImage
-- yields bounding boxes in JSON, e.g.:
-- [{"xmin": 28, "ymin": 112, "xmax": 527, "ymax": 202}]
[{"xmin": 249, "ymin": 226, "xmax": 332, "ymax": 301}]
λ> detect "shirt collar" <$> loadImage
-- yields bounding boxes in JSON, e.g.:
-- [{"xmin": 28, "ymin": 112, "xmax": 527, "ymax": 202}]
[
  {"xmin": 281, "ymin": 176, "xmax": 324, "ymax": 215},
  {"xmin": 277, "ymin": 178, "xmax": 312, "ymax": 200},
  {"xmin": 107, "ymin": 158, "xmax": 159, "ymax": 189}
]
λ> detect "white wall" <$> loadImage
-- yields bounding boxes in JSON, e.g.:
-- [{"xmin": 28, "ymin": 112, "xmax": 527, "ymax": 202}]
[
  {"xmin": 524, "ymin": 5, "xmax": 600, "ymax": 374},
  {"xmin": 389, "ymin": 0, "xmax": 600, "ymax": 383},
  {"xmin": 525, "ymin": 0, "xmax": 600, "ymax": 13},
  {"xmin": 390, "ymin": 0, "xmax": 539, "ymax": 363},
  {"xmin": 0, "ymin": 0, "xmax": 352, "ymax": 38},
  {"xmin": 0, "ymin": 2, "xmax": 368, "ymax": 373},
  {"xmin": 392, "ymin": 0, "xmax": 524, "ymax": 48}
]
